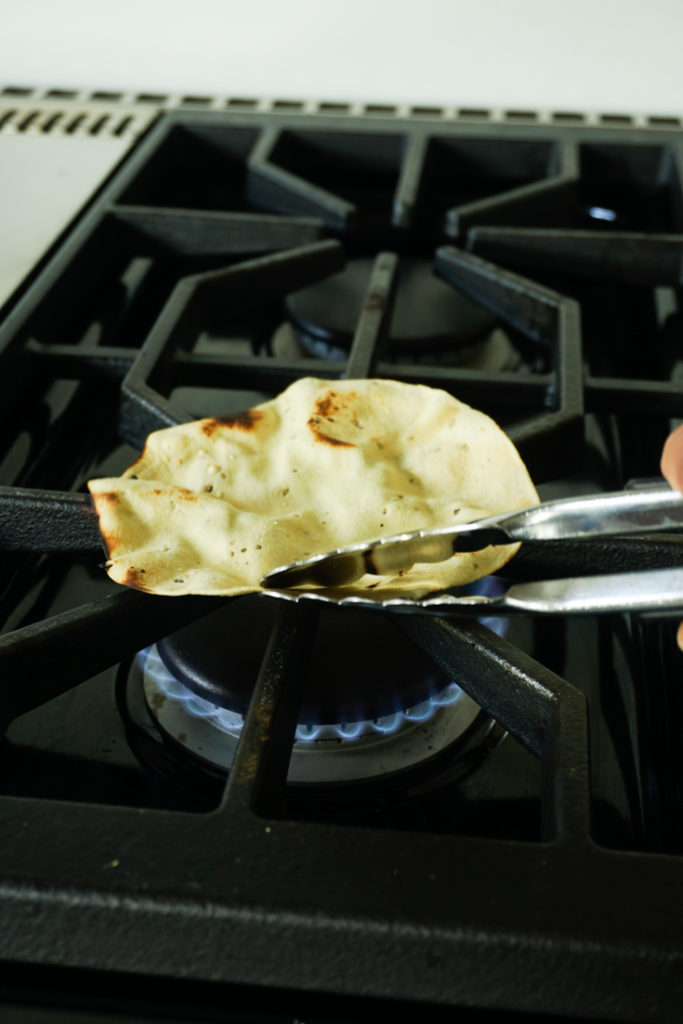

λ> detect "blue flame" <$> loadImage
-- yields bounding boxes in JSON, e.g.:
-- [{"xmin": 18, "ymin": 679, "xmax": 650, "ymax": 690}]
[
  {"xmin": 141, "ymin": 577, "xmax": 507, "ymax": 746},
  {"xmin": 588, "ymin": 205, "xmax": 617, "ymax": 222},
  {"xmin": 466, "ymin": 576, "xmax": 507, "ymax": 638},
  {"xmin": 141, "ymin": 647, "xmax": 466, "ymax": 745}
]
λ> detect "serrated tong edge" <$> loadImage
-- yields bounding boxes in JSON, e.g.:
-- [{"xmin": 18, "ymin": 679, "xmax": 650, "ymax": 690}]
[{"xmin": 263, "ymin": 566, "xmax": 683, "ymax": 616}]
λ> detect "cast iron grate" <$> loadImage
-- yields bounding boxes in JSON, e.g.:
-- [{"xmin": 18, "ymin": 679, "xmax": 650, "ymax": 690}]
[{"xmin": 1, "ymin": 108, "xmax": 683, "ymax": 1021}]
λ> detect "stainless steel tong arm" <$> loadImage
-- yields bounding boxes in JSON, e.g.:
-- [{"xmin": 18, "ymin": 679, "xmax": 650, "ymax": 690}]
[
  {"xmin": 262, "ymin": 485, "xmax": 683, "ymax": 590},
  {"xmin": 264, "ymin": 567, "xmax": 683, "ymax": 617},
  {"xmin": 488, "ymin": 484, "xmax": 683, "ymax": 544}
]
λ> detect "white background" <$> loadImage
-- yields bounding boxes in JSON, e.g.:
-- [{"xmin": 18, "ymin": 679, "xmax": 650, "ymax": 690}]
[{"xmin": 3, "ymin": 0, "xmax": 683, "ymax": 116}]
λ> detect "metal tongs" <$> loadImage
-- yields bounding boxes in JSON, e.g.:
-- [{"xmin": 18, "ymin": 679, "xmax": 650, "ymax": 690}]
[{"xmin": 260, "ymin": 485, "xmax": 683, "ymax": 616}]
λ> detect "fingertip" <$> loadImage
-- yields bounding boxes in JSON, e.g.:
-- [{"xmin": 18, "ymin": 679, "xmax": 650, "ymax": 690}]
[
  {"xmin": 661, "ymin": 424, "xmax": 683, "ymax": 493},
  {"xmin": 677, "ymin": 621, "xmax": 683, "ymax": 652}
]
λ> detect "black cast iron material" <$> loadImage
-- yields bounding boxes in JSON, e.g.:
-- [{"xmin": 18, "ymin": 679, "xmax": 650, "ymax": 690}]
[
  {"xmin": 0, "ymin": 487, "xmax": 101, "ymax": 551},
  {"xmin": 1, "ymin": 605, "xmax": 682, "ymax": 1023},
  {"xmin": 1, "ymin": 106, "xmax": 683, "ymax": 1022},
  {"xmin": 119, "ymin": 239, "xmax": 346, "ymax": 447},
  {"xmin": 0, "ymin": 589, "xmax": 226, "ymax": 728}
]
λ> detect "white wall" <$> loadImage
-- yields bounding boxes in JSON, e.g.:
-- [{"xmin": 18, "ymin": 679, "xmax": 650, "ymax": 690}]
[{"xmin": 3, "ymin": 0, "xmax": 683, "ymax": 116}]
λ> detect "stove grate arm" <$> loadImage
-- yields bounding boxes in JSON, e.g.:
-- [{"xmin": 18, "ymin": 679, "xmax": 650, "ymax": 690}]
[{"xmin": 0, "ymin": 486, "xmax": 102, "ymax": 552}]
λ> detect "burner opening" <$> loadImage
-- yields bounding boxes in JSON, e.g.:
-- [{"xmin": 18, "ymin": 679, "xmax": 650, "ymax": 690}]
[
  {"xmin": 280, "ymin": 256, "xmax": 525, "ymax": 372},
  {"xmin": 285, "ymin": 257, "xmax": 497, "ymax": 354},
  {"xmin": 154, "ymin": 596, "xmax": 466, "ymax": 726},
  {"xmin": 138, "ymin": 634, "xmax": 544, "ymax": 843},
  {"xmin": 145, "ymin": 642, "xmax": 466, "ymax": 744},
  {"xmin": 140, "ymin": 593, "xmax": 510, "ymax": 786},
  {"xmin": 140, "ymin": 637, "xmax": 494, "ymax": 788}
]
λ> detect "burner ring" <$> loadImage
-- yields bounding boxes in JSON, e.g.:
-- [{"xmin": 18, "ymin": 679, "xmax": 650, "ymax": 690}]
[
  {"xmin": 155, "ymin": 597, "xmax": 465, "ymax": 725},
  {"xmin": 140, "ymin": 644, "xmax": 489, "ymax": 784},
  {"xmin": 285, "ymin": 256, "xmax": 497, "ymax": 353}
]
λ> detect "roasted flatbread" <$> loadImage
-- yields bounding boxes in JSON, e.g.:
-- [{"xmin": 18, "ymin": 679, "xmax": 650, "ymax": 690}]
[{"xmin": 88, "ymin": 378, "xmax": 538, "ymax": 598}]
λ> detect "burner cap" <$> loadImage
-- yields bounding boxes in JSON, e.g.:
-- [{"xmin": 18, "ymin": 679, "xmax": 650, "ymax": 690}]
[
  {"xmin": 157, "ymin": 597, "xmax": 452, "ymax": 725},
  {"xmin": 285, "ymin": 257, "xmax": 496, "ymax": 352}
]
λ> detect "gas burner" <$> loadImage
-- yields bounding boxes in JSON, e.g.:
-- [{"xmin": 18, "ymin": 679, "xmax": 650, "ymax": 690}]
[
  {"xmin": 141, "ymin": 645, "xmax": 484, "ymax": 783},
  {"xmin": 283, "ymin": 257, "xmax": 506, "ymax": 363},
  {"xmin": 271, "ymin": 319, "xmax": 516, "ymax": 371},
  {"xmin": 139, "ymin": 597, "xmax": 488, "ymax": 783}
]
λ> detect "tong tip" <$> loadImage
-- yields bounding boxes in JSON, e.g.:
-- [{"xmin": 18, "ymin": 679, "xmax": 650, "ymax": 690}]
[{"xmin": 261, "ymin": 527, "xmax": 472, "ymax": 590}]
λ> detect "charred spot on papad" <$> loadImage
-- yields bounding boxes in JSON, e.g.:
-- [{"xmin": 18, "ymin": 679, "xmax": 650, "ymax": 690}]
[
  {"xmin": 91, "ymin": 491, "xmax": 119, "ymax": 506},
  {"xmin": 121, "ymin": 566, "xmax": 153, "ymax": 592},
  {"xmin": 200, "ymin": 409, "xmax": 264, "ymax": 437},
  {"xmin": 307, "ymin": 416, "xmax": 357, "ymax": 448},
  {"xmin": 314, "ymin": 389, "xmax": 356, "ymax": 419}
]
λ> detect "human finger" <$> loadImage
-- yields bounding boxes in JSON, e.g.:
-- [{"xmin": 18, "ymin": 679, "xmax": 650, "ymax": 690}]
[{"xmin": 660, "ymin": 423, "xmax": 683, "ymax": 493}]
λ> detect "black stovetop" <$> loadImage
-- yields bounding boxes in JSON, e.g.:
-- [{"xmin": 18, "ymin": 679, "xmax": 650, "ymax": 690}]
[{"xmin": 1, "ymin": 106, "xmax": 683, "ymax": 1023}]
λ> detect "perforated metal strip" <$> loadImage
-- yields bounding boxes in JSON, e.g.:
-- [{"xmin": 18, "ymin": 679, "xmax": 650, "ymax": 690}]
[{"xmin": 1, "ymin": 84, "xmax": 682, "ymax": 131}]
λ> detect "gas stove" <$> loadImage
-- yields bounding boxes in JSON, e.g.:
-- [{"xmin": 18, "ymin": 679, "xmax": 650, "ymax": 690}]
[{"xmin": 1, "ymin": 89, "xmax": 683, "ymax": 1023}]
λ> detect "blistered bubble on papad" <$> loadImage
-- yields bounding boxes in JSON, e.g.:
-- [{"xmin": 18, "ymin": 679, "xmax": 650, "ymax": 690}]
[{"xmin": 87, "ymin": 378, "xmax": 539, "ymax": 598}]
